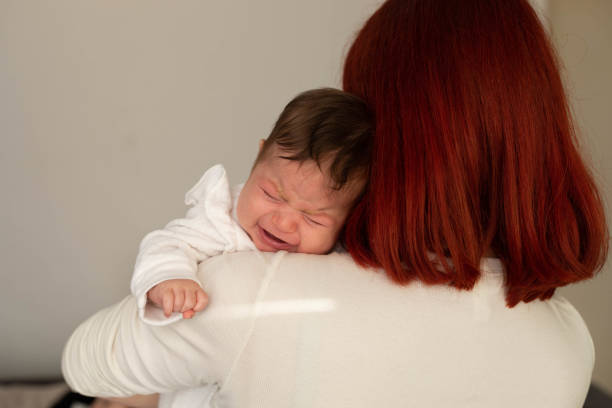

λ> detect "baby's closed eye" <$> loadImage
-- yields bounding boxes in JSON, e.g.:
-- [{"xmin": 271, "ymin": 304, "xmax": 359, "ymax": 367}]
[
  {"xmin": 261, "ymin": 187, "xmax": 281, "ymax": 202},
  {"xmin": 303, "ymin": 214, "xmax": 326, "ymax": 227}
]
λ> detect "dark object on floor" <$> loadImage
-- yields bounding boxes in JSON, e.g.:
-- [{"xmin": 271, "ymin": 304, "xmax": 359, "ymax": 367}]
[
  {"xmin": 584, "ymin": 384, "xmax": 612, "ymax": 408},
  {"xmin": 50, "ymin": 391, "xmax": 94, "ymax": 407}
]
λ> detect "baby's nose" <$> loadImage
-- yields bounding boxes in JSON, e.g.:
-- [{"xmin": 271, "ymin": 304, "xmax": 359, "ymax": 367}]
[{"xmin": 274, "ymin": 210, "xmax": 298, "ymax": 233}]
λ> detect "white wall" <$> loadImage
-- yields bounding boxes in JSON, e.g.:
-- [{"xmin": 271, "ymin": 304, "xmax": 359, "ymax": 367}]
[{"xmin": 1, "ymin": 0, "xmax": 610, "ymax": 394}]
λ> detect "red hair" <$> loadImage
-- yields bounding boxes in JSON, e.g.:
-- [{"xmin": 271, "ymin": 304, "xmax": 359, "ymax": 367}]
[{"xmin": 342, "ymin": 0, "xmax": 608, "ymax": 306}]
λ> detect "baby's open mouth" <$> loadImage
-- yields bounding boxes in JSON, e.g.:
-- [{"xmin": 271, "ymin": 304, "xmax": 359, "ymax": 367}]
[
  {"xmin": 256, "ymin": 224, "xmax": 295, "ymax": 251},
  {"xmin": 262, "ymin": 228, "xmax": 288, "ymax": 244}
]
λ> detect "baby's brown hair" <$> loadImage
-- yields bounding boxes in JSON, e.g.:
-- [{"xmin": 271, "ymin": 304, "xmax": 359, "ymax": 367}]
[{"xmin": 256, "ymin": 88, "xmax": 373, "ymax": 191}]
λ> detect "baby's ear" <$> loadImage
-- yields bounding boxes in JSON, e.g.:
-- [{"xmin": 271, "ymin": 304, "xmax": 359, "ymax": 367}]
[{"xmin": 259, "ymin": 139, "xmax": 266, "ymax": 152}]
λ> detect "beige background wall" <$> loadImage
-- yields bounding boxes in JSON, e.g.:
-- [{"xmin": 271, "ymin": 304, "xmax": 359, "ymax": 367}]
[
  {"xmin": 0, "ymin": 0, "xmax": 382, "ymax": 380},
  {"xmin": 551, "ymin": 0, "xmax": 612, "ymax": 393},
  {"xmin": 1, "ymin": 0, "xmax": 610, "ymax": 394}
]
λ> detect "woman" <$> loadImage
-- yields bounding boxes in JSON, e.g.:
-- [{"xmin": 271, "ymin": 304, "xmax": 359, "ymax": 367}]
[{"xmin": 63, "ymin": 0, "xmax": 607, "ymax": 406}]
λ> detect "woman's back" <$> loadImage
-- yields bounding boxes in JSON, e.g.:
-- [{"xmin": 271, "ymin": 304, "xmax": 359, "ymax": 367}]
[
  {"xmin": 191, "ymin": 252, "xmax": 594, "ymax": 407},
  {"xmin": 63, "ymin": 252, "xmax": 594, "ymax": 407}
]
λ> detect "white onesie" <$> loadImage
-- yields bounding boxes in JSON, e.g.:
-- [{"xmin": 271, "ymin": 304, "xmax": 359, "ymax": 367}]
[{"xmin": 130, "ymin": 164, "xmax": 255, "ymax": 326}]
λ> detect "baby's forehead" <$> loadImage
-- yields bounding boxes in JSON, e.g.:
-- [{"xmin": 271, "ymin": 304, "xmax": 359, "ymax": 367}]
[{"xmin": 264, "ymin": 157, "xmax": 362, "ymax": 209}]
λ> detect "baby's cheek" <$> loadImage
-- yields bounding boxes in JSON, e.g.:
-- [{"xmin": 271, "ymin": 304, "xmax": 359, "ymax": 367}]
[
  {"xmin": 309, "ymin": 230, "xmax": 338, "ymax": 254},
  {"xmin": 237, "ymin": 193, "xmax": 260, "ymax": 228},
  {"xmin": 235, "ymin": 195, "xmax": 248, "ymax": 226}
]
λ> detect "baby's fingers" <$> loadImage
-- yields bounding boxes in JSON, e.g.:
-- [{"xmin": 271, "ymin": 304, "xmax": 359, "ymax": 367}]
[
  {"xmin": 182, "ymin": 290, "xmax": 196, "ymax": 312},
  {"xmin": 173, "ymin": 290, "xmax": 185, "ymax": 314},
  {"xmin": 162, "ymin": 293, "xmax": 175, "ymax": 317},
  {"xmin": 194, "ymin": 290, "xmax": 209, "ymax": 312}
]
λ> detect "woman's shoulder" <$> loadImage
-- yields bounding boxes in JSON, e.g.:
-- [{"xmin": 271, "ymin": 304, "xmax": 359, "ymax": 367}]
[
  {"xmin": 199, "ymin": 251, "xmax": 593, "ymax": 347},
  {"xmin": 200, "ymin": 251, "xmax": 590, "ymax": 320},
  {"xmin": 197, "ymin": 251, "xmax": 593, "ymax": 406}
]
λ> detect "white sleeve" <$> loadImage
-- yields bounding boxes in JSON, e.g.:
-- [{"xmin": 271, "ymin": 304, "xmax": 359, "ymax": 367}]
[
  {"xmin": 130, "ymin": 164, "xmax": 253, "ymax": 325},
  {"xmin": 62, "ymin": 251, "xmax": 279, "ymax": 399},
  {"xmin": 61, "ymin": 289, "xmax": 240, "ymax": 398}
]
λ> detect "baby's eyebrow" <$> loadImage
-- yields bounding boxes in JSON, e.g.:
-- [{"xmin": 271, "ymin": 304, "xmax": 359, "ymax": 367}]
[
  {"xmin": 302, "ymin": 207, "xmax": 331, "ymax": 215},
  {"xmin": 273, "ymin": 176, "xmax": 334, "ymax": 214},
  {"xmin": 274, "ymin": 183, "xmax": 288, "ymax": 202}
]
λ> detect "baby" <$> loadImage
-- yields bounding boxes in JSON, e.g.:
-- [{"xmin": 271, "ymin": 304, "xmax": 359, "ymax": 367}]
[{"xmin": 130, "ymin": 88, "xmax": 373, "ymax": 324}]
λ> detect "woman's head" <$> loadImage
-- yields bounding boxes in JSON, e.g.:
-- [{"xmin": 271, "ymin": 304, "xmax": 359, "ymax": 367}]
[{"xmin": 342, "ymin": 0, "xmax": 608, "ymax": 306}]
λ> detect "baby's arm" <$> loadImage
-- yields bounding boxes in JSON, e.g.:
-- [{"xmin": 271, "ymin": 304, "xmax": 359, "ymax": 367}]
[
  {"xmin": 131, "ymin": 164, "xmax": 248, "ymax": 325},
  {"xmin": 130, "ymin": 211, "xmax": 229, "ymax": 324}
]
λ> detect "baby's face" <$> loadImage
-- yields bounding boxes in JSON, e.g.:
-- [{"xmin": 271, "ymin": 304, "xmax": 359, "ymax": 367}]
[{"xmin": 236, "ymin": 147, "xmax": 363, "ymax": 254}]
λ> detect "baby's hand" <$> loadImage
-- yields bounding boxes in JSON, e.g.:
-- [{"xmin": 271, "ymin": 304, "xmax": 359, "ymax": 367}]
[{"xmin": 147, "ymin": 279, "xmax": 208, "ymax": 319}]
